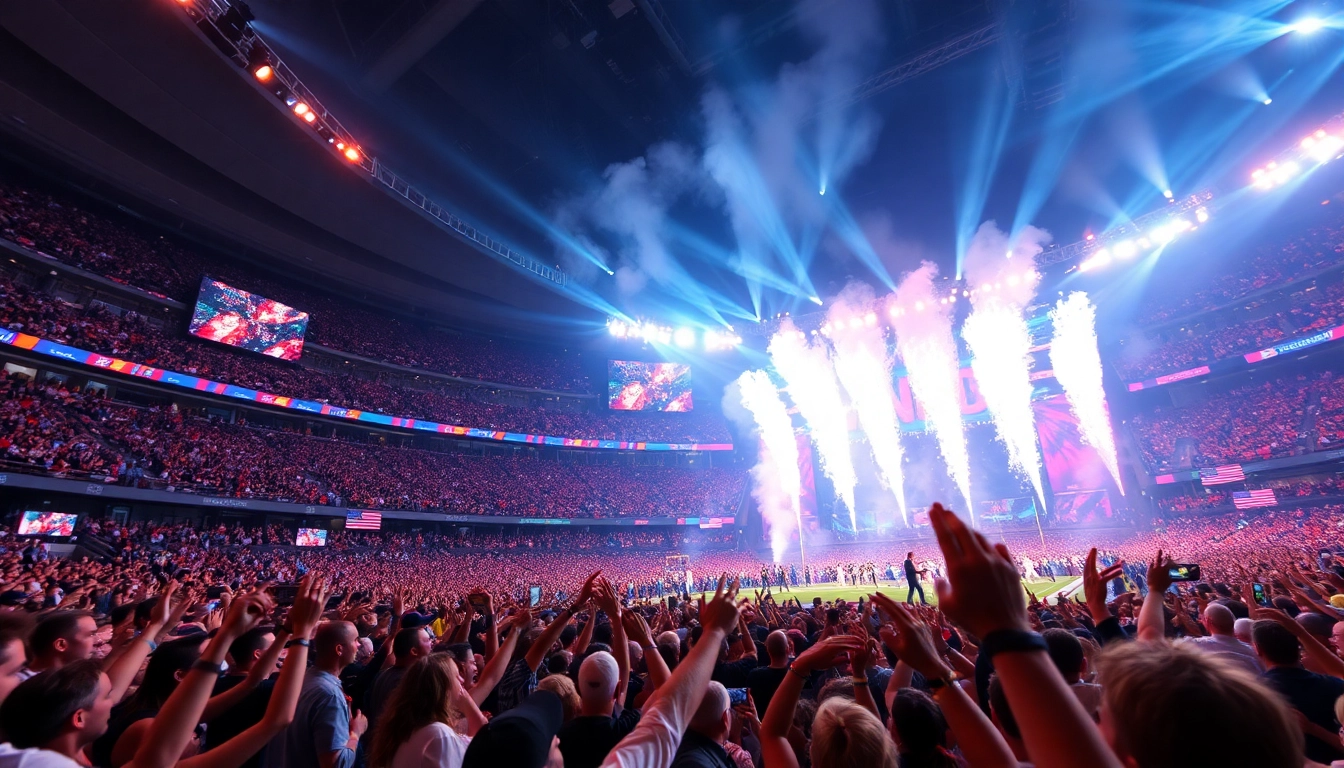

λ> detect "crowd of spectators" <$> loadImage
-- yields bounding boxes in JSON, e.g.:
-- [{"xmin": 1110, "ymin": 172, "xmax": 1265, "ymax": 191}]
[
  {"xmin": 0, "ymin": 177, "xmax": 592, "ymax": 390},
  {"xmin": 1127, "ymin": 373, "xmax": 1314, "ymax": 470},
  {"xmin": 0, "ymin": 273, "xmax": 732, "ymax": 444},
  {"xmin": 1114, "ymin": 217, "xmax": 1344, "ymax": 381},
  {"xmin": 4, "ymin": 500, "xmax": 1344, "ymax": 767},
  {"xmin": 0, "ymin": 372, "xmax": 747, "ymax": 518}
]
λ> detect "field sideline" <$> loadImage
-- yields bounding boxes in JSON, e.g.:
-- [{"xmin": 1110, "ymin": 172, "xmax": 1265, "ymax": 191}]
[{"xmin": 691, "ymin": 576, "xmax": 1080, "ymax": 607}]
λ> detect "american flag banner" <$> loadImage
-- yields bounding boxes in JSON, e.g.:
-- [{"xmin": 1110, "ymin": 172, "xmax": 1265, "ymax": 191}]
[
  {"xmin": 1232, "ymin": 489, "xmax": 1277, "ymax": 510},
  {"xmin": 345, "ymin": 510, "xmax": 382, "ymax": 530},
  {"xmin": 1200, "ymin": 465, "xmax": 1246, "ymax": 486}
]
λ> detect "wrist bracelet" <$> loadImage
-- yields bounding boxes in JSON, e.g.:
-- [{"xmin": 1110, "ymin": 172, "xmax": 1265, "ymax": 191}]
[
  {"xmin": 142, "ymin": 638, "xmax": 157, "ymax": 652},
  {"xmin": 850, "ymin": 676, "xmax": 868, "ymax": 685},
  {"xmin": 192, "ymin": 659, "xmax": 225, "ymax": 676},
  {"xmin": 978, "ymin": 628, "xmax": 1048, "ymax": 661},
  {"xmin": 641, "ymin": 644, "xmax": 657, "ymax": 651},
  {"xmin": 285, "ymin": 638, "xmax": 310, "ymax": 649},
  {"xmin": 787, "ymin": 665, "xmax": 808, "ymax": 680}
]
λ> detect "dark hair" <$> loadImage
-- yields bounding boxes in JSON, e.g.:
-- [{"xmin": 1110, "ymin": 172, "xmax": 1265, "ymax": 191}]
[
  {"xmin": 29, "ymin": 611, "xmax": 93, "ymax": 658},
  {"xmin": 228, "ymin": 627, "xmax": 275, "ymax": 666},
  {"xmin": 443, "ymin": 643, "xmax": 474, "ymax": 665},
  {"xmin": 392, "ymin": 627, "xmax": 426, "ymax": 658},
  {"xmin": 889, "ymin": 689, "xmax": 956, "ymax": 767},
  {"xmin": 121, "ymin": 635, "xmax": 205, "ymax": 713},
  {"xmin": 1043, "ymin": 628, "xmax": 1085, "ymax": 681},
  {"xmin": 0, "ymin": 659, "xmax": 103, "ymax": 748},
  {"xmin": 546, "ymin": 653, "xmax": 570, "ymax": 675},
  {"xmin": 1252, "ymin": 620, "xmax": 1301, "ymax": 666},
  {"xmin": 0, "ymin": 612, "xmax": 33, "ymax": 665},
  {"xmin": 988, "ymin": 675, "xmax": 1019, "ymax": 739}
]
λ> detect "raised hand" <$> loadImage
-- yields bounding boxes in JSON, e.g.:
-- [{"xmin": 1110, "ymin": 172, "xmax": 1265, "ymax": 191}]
[
  {"xmin": 575, "ymin": 570, "xmax": 602, "ymax": 607},
  {"xmin": 621, "ymin": 609, "xmax": 654, "ymax": 648},
  {"xmin": 288, "ymin": 573, "xmax": 330, "ymax": 640},
  {"xmin": 700, "ymin": 574, "xmax": 742, "ymax": 635},
  {"xmin": 1147, "ymin": 549, "xmax": 1174, "ymax": 595},
  {"xmin": 1082, "ymin": 548, "xmax": 1124, "ymax": 621},
  {"xmin": 222, "ymin": 591, "xmax": 275, "ymax": 639},
  {"xmin": 792, "ymin": 634, "xmax": 863, "ymax": 674},
  {"xmin": 929, "ymin": 503, "xmax": 1031, "ymax": 639},
  {"xmin": 871, "ymin": 593, "xmax": 950, "ymax": 680}
]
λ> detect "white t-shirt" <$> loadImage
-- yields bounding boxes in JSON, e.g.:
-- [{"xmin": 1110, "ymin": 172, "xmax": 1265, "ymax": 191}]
[
  {"xmin": 390, "ymin": 722, "xmax": 471, "ymax": 768},
  {"xmin": 0, "ymin": 744, "xmax": 83, "ymax": 768}
]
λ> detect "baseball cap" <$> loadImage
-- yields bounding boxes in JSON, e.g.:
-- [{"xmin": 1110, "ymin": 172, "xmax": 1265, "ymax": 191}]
[{"xmin": 463, "ymin": 690, "xmax": 563, "ymax": 768}]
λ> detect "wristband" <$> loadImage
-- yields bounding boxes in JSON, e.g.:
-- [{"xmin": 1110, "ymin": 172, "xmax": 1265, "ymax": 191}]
[
  {"xmin": 142, "ymin": 638, "xmax": 157, "ymax": 652},
  {"xmin": 850, "ymin": 676, "xmax": 868, "ymax": 685},
  {"xmin": 642, "ymin": 644, "xmax": 657, "ymax": 652},
  {"xmin": 924, "ymin": 670, "xmax": 957, "ymax": 692},
  {"xmin": 978, "ymin": 628, "xmax": 1048, "ymax": 661},
  {"xmin": 192, "ymin": 659, "xmax": 225, "ymax": 676},
  {"xmin": 788, "ymin": 664, "xmax": 808, "ymax": 680},
  {"xmin": 285, "ymin": 638, "xmax": 310, "ymax": 649}
]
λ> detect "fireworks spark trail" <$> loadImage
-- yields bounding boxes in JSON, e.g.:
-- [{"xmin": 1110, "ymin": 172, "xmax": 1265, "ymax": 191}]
[
  {"xmin": 889, "ymin": 263, "xmax": 973, "ymax": 513},
  {"xmin": 1050, "ymin": 292, "xmax": 1125, "ymax": 493},
  {"xmin": 768, "ymin": 320, "xmax": 859, "ymax": 530},
  {"xmin": 733, "ymin": 370, "xmax": 803, "ymax": 562},
  {"xmin": 825, "ymin": 287, "xmax": 907, "ymax": 525},
  {"xmin": 961, "ymin": 221, "xmax": 1049, "ymax": 506}
]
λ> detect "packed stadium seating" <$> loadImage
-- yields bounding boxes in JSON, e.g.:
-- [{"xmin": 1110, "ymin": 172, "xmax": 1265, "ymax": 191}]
[
  {"xmin": 0, "ymin": 272, "xmax": 732, "ymax": 443},
  {"xmin": 1113, "ymin": 214, "xmax": 1344, "ymax": 380},
  {"xmin": 0, "ymin": 372, "xmax": 745, "ymax": 517},
  {"xmin": 0, "ymin": 177, "xmax": 593, "ymax": 390},
  {"xmin": 1126, "ymin": 373, "xmax": 1316, "ymax": 470}
]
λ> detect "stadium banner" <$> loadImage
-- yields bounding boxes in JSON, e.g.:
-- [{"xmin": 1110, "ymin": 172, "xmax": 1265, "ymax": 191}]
[
  {"xmin": 1126, "ymin": 366, "xmax": 1212, "ymax": 392},
  {"xmin": 1126, "ymin": 323, "xmax": 1344, "ymax": 391},
  {"xmin": 1244, "ymin": 323, "xmax": 1344, "ymax": 363},
  {"xmin": 0, "ymin": 331, "xmax": 732, "ymax": 452},
  {"xmin": 1154, "ymin": 470, "xmax": 1201, "ymax": 485}
]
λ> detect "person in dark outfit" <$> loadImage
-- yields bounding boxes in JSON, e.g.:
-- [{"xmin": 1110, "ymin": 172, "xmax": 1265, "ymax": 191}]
[
  {"xmin": 670, "ymin": 682, "xmax": 735, "ymax": 768},
  {"xmin": 904, "ymin": 552, "xmax": 927, "ymax": 605}
]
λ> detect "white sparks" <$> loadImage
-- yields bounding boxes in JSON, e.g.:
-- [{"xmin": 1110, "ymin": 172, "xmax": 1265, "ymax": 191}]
[
  {"xmin": 735, "ymin": 370, "xmax": 802, "ymax": 562},
  {"xmin": 830, "ymin": 333, "xmax": 908, "ymax": 525},
  {"xmin": 769, "ymin": 321, "xmax": 859, "ymax": 530},
  {"xmin": 963, "ymin": 307, "xmax": 1046, "ymax": 505},
  {"xmin": 889, "ymin": 263, "xmax": 973, "ymax": 512},
  {"xmin": 1049, "ymin": 292, "xmax": 1125, "ymax": 493}
]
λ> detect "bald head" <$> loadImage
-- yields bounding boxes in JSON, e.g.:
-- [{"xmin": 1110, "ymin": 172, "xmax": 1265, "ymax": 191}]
[
  {"xmin": 765, "ymin": 630, "xmax": 790, "ymax": 663},
  {"xmin": 578, "ymin": 651, "xmax": 619, "ymax": 712},
  {"xmin": 1233, "ymin": 618, "xmax": 1255, "ymax": 644},
  {"xmin": 1203, "ymin": 604, "xmax": 1236, "ymax": 636},
  {"xmin": 689, "ymin": 681, "xmax": 731, "ymax": 741},
  {"xmin": 314, "ymin": 621, "xmax": 358, "ymax": 667}
]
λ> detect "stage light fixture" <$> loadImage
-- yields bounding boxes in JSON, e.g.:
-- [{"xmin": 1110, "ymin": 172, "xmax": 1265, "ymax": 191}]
[
  {"xmin": 1293, "ymin": 17, "xmax": 1324, "ymax": 34},
  {"xmin": 864, "ymin": 312, "xmax": 877, "ymax": 326},
  {"xmin": 1162, "ymin": 189, "xmax": 1174, "ymax": 200},
  {"xmin": 293, "ymin": 102, "xmax": 310, "ymax": 116},
  {"xmin": 1196, "ymin": 207, "xmax": 1209, "ymax": 223},
  {"xmin": 673, "ymin": 327, "xmax": 696, "ymax": 348},
  {"xmin": 1264, "ymin": 98, "xmax": 1274, "ymax": 105},
  {"xmin": 343, "ymin": 147, "xmax": 361, "ymax": 163},
  {"xmin": 1113, "ymin": 241, "xmax": 1137, "ymax": 259},
  {"xmin": 246, "ymin": 44, "xmax": 272, "ymax": 82},
  {"xmin": 302, "ymin": 110, "xmax": 317, "ymax": 123},
  {"xmin": 809, "ymin": 296, "xmax": 823, "ymax": 306}
]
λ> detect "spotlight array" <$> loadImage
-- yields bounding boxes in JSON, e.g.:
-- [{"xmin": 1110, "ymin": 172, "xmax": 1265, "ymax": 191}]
[
  {"xmin": 606, "ymin": 319, "xmax": 741, "ymax": 352},
  {"xmin": 1252, "ymin": 123, "xmax": 1344, "ymax": 190}
]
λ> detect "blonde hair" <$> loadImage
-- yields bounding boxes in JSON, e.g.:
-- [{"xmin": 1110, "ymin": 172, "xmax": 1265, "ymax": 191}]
[
  {"xmin": 537, "ymin": 674, "xmax": 581, "ymax": 722},
  {"xmin": 809, "ymin": 698, "xmax": 897, "ymax": 768},
  {"xmin": 1099, "ymin": 640, "xmax": 1302, "ymax": 768}
]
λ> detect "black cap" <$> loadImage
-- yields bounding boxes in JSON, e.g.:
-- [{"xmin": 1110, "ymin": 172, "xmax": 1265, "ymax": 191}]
[{"xmin": 463, "ymin": 690, "xmax": 563, "ymax": 768}]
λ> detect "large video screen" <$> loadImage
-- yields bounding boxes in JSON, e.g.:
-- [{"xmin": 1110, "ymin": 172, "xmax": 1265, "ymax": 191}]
[
  {"xmin": 295, "ymin": 528, "xmax": 328, "ymax": 547},
  {"xmin": 189, "ymin": 277, "xmax": 309, "ymax": 361},
  {"xmin": 18, "ymin": 511, "xmax": 77, "ymax": 537},
  {"xmin": 608, "ymin": 361, "xmax": 693, "ymax": 411}
]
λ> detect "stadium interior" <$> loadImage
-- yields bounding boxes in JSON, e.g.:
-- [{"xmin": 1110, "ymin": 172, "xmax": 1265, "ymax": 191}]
[{"xmin": 2, "ymin": 1, "xmax": 1344, "ymax": 768}]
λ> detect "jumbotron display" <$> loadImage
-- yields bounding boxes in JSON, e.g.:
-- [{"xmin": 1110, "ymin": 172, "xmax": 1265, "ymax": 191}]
[
  {"xmin": 608, "ymin": 360, "xmax": 693, "ymax": 411},
  {"xmin": 17, "ymin": 511, "xmax": 77, "ymax": 536},
  {"xmin": 188, "ymin": 277, "xmax": 310, "ymax": 361}
]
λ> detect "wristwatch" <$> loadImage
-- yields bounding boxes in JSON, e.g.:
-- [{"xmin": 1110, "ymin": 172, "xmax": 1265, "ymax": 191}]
[
  {"xmin": 979, "ymin": 628, "xmax": 1048, "ymax": 661},
  {"xmin": 923, "ymin": 669, "xmax": 957, "ymax": 693}
]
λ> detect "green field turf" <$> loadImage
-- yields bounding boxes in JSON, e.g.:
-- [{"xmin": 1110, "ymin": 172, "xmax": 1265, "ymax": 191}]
[{"xmin": 693, "ymin": 576, "xmax": 1080, "ymax": 607}]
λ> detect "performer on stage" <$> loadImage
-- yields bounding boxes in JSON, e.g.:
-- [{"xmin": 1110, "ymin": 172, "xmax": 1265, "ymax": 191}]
[{"xmin": 904, "ymin": 551, "xmax": 927, "ymax": 605}]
